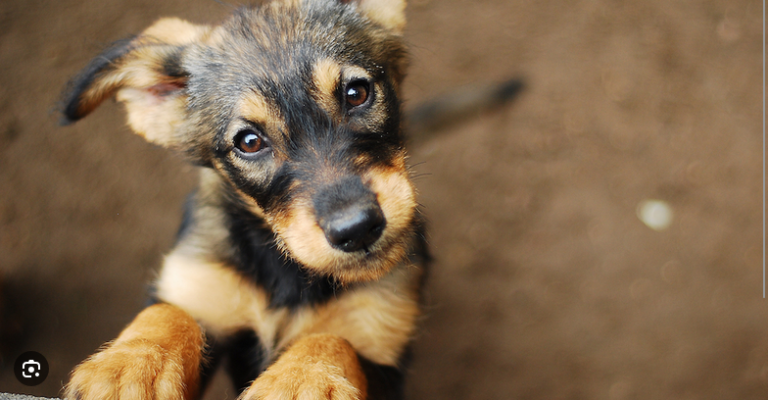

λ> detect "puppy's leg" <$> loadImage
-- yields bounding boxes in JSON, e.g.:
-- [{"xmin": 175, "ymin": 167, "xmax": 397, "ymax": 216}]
[
  {"xmin": 240, "ymin": 334, "xmax": 367, "ymax": 400},
  {"xmin": 64, "ymin": 303, "xmax": 204, "ymax": 400}
]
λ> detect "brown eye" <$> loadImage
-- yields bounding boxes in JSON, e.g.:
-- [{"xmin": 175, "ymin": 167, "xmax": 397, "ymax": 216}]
[
  {"xmin": 345, "ymin": 80, "xmax": 370, "ymax": 108},
  {"xmin": 234, "ymin": 129, "xmax": 265, "ymax": 155}
]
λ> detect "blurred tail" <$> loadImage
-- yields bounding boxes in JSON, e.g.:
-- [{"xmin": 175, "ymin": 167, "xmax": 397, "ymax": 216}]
[{"xmin": 406, "ymin": 78, "xmax": 524, "ymax": 143}]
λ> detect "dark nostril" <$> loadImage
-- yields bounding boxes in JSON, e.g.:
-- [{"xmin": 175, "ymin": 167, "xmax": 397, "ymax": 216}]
[{"xmin": 323, "ymin": 204, "xmax": 386, "ymax": 253}]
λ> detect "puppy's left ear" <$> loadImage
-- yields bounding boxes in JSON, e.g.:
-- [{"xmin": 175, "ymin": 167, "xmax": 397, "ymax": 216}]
[
  {"xmin": 344, "ymin": 0, "xmax": 407, "ymax": 33},
  {"xmin": 61, "ymin": 18, "xmax": 210, "ymax": 148}
]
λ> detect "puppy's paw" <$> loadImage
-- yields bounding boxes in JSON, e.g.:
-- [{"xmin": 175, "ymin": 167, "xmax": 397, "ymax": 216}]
[
  {"xmin": 64, "ymin": 339, "xmax": 192, "ymax": 400},
  {"xmin": 64, "ymin": 303, "xmax": 202, "ymax": 400},
  {"xmin": 240, "ymin": 334, "xmax": 367, "ymax": 400},
  {"xmin": 241, "ymin": 359, "xmax": 361, "ymax": 400}
]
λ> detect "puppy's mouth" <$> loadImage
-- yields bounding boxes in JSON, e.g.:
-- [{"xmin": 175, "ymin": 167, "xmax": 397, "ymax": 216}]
[
  {"xmin": 273, "ymin": 172, "xmax": 416, "ymax": 283},
  {"xmin": 276, "ymin": 211, "xmax": 411, "ymax": 284},
  {"xmin": 329, "ymin": 231, "xmax": 410, "ymax": 282}
]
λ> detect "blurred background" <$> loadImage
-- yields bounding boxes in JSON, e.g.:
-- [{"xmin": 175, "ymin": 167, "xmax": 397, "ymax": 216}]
[{"xmin": 0, "ymin": 0, "xmax": 764, "ymax": 399}]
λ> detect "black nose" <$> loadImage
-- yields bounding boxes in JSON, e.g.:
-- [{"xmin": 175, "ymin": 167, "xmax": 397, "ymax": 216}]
[
  {"xmin": 314, "ymin": 176, "xmax": 387, "ymax": 253},
  {"xmin": 323, "ymin": 203, "xmax": 386, "ymax": 253}
]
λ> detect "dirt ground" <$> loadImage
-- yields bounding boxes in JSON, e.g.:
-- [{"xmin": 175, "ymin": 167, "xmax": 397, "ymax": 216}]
[{"xmin": 0, "ymin": 0, "xmax": 764, "ymax": 399}]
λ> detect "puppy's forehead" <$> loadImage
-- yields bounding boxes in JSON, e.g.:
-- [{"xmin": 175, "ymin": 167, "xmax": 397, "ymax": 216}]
[
  {"xmin": 213, "ymin": 14, "xmax": 365, "ymax": 108},
  {"xmin": 212, "ymin": 3, "xmax": 369, "ymax": 67},
  {"xmin": 184, "ymin": 2, "xmax": 406, "ymax": 157}
]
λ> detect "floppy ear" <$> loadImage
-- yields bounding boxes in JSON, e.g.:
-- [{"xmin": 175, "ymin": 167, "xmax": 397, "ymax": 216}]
[
  {"xmin": 61, "ymin": 18, "xmax": 210, "ymax": 148},
  {"xmin": 344, "ymin": 0, "xmax": 407, "ymax": 33}
]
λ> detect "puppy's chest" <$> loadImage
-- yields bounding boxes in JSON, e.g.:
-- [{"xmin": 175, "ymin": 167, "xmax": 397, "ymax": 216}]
[
  {"xmin": 155, "ymin": 252, "xmax": 323, "ymax": 352},
  {"xmin": 155, "ymin": 251, "xmax": 422, "ymax": 366}
]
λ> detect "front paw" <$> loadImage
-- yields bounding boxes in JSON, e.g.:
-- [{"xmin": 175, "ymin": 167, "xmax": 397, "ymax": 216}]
[
  {"xmin": 240, "ymin": 334, "xmax": 367, "ymax": 400},
  {"xmin": 241, "ymin": 360, "xmax": 361, "ymax": 400},
  {"xmin": 64, "ymin": 339, "xmax": 193, "ymax": 400}
]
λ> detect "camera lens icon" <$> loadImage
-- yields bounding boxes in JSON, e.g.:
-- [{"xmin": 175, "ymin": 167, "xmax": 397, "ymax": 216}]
[
  {"xmin": 14, "ymin": 351, "xmax": 49, "ymax": 386},
  {"xmin": 22, "ymin": 360, "xmax": 42, "ymax": 378}
]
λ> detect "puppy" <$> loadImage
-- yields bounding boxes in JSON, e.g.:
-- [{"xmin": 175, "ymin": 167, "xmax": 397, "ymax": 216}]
[{"xmin": 60, "ymin": 0, "xmax": 427, "ymax": 399}]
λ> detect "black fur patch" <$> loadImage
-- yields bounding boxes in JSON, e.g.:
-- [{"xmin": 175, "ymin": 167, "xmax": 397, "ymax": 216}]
[
  {"xmin": 224, "ymin": 198, "xmax": 343, "ymax": 308},
  {"xmin": 359, "ymin": 354, "xmax": 407, "ymax": 400},
  {"xmin": 223, "ymin": 330, "xmax": 267, "ymax": 393}
]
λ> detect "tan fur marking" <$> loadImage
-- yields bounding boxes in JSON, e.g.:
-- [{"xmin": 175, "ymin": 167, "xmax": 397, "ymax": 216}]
[
  {"xmin": 142, "ymin": 18, "xmax": 212, "ymax": 45},
  {"xmin": 276, "ymin": 196, "xmax": 338, "ymax": 272},
  {"xmin": 342, "ymin": 65, "xmax": 370, "ymax": 82},
  {"xmin": 282, "ymin": 0, "xmax": 303, "ymax": 9},
  {"xmin": 239, "ymin": 93, "xmax": 274, "ymax": 128},
  {"xmin": 280, "ymin": 265, "xmax": 422, "ymax": 366},
  {"xmin": 118, "ymin": 86, "xmax": 186, "ymax": 146},
  {"xmin": 312, "ymin": 59, "xmax": 342, "ymax": 116},
  {"xmin": 354, "ymin": 0, "xmax": 407, "ymax": 33},
  {"xmin": 241, "ymin": 334, "xmax": 367, "ymax": 400},
  {"xmin": 64, "ymin": 304, "xmax": 204, "ymax": 400},
  {"xmin": 353, "ymin": 154, "xmax": 371, "ymax": 166},
  {"xmin": 156, "ymin": 253, "xmax": 287, "ymax": 346},
  {"xmin": 364, "ymin": 160, "xmax": 416, "ymax": 240}
]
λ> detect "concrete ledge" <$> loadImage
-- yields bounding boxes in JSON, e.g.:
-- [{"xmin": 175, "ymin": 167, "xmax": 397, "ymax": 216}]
[{"xmin": 0, "ymin": 394, "xmax": 58, "ymax": 400}]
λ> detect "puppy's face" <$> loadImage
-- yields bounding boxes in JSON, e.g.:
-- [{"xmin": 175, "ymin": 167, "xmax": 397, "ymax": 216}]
[{"xmin": 62, "ymin": 0, "xmax": 415, "ymax": 284}]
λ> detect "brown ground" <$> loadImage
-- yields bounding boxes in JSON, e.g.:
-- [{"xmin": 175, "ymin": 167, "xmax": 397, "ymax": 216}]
[{"xmin": 0, "ymin": 0, "xmax": 764, "ymax": 399}]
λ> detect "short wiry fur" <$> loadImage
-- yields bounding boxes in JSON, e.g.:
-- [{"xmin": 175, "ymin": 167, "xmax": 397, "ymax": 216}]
[{"xmin": 60, "ymin": 1, "xmax": 427, "ymax": 399}]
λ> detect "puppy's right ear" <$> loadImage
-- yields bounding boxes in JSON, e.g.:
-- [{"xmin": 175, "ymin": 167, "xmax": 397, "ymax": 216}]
[{"xmin": 61, "ymin": 18, "xmax": 210, "ymax": 148}]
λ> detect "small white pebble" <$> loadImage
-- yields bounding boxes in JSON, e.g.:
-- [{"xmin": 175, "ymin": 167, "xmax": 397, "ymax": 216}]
[{"xmin": 637, "ymin": 199, "xmax": 673, "ymax": 231}]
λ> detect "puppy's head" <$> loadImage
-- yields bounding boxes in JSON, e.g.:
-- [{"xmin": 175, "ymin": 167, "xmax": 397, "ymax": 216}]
[{"xmin": 61, "ymin": 0, "xmax": 416, "ymax": 284}]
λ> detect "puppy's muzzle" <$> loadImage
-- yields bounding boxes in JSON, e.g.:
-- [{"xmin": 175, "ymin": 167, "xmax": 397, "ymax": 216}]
[{"xmin": 314, "ymin": 176, "xmax": 386, "ymax": 253}]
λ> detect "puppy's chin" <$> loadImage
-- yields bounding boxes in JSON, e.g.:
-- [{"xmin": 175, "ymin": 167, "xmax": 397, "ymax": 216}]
[
  {"xmin": 325, "ymin": 235, "xmax": 413, "ymax": 284},
  {"xmin": 276, "ymin": 226, "xmax": 414, "ymax": 285}
]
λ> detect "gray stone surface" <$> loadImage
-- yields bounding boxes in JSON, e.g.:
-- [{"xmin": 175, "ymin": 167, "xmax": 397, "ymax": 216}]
[{"xmin": 0, "ymin": 394, "xmax": 59, "ymax": 400}]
